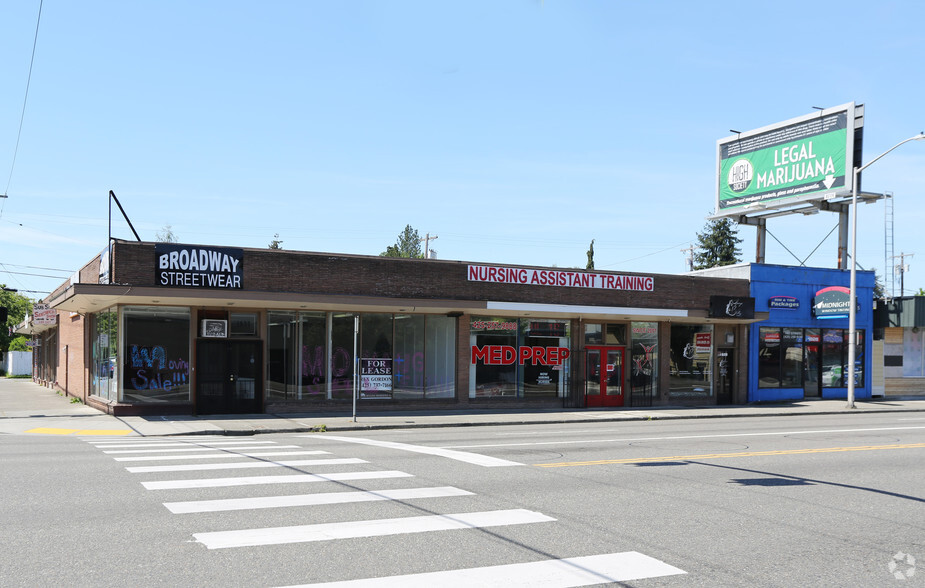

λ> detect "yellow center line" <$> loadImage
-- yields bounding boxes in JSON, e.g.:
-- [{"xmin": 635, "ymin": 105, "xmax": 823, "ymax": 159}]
[
  {"xmin": 25, "ymin": 427, "xmax": 132, "ymax": 436},
  {"xmin": 534, "ymin": 442, "xmax": 925, "ymax": 467}
]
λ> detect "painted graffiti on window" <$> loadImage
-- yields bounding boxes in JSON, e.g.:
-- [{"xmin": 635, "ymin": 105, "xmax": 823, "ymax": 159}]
[{"xmin": 130, "ymin": 344, "xmax": 189, "ymax": 391}]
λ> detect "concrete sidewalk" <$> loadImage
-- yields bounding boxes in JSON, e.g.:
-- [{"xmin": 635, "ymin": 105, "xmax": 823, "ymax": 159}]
[{"xmin": 2, "ymin": 376, "xmax": 925, "ymax": 437}]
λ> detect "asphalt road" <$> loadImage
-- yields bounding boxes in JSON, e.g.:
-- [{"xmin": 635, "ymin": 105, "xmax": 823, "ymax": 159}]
[{"xmin": 2, "ymin": 413, "xmax": 923, "ymax": 587}]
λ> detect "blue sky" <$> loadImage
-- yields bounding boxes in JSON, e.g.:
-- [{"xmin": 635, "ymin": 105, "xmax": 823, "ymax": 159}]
[{"xmin": 2, "ymin": 1, "xmax": 924, "ymax": 299}]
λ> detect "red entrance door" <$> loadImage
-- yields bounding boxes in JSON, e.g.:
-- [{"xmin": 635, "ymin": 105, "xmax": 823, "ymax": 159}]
[{"xmin": 585, "ymin": 346, "xmax": 625, "ymax": 407}]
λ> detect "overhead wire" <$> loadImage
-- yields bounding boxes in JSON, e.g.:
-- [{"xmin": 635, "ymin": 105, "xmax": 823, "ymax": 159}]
[{"xmin": 2, "ymin": 0, "xmax": 44, "ymax": 215}]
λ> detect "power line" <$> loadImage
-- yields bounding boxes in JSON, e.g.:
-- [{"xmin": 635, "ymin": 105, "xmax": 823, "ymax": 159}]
[{"xmin": 2, "ymin": 0, "xmax": 44, "ymax": 205}]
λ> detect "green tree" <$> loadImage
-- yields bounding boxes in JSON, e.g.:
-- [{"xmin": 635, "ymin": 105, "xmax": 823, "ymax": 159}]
[
  {"xmin": 9, "ymin": 336, "xmax": 30, "ymax": 352},
  {"xmin": 381, "ymin": 225, "xmax": 423, "ymax": 258},
  {"xmin": 586, "ymin": 239, "xmax": 595, "ymax": 270},
  {"xmin": 155, "ymin": 224, "xmax": 177, "ymax": 243},
  {"xmin": 268, "ymin": 233, "xmax": 283, "ymax": 250},
  {"xmin": 693, "ymin": 218, "xmax": 742, "ymax": 270},
  {"xmin": 1, "ymin": 286, "xmax": 33, "ymax": 352}
]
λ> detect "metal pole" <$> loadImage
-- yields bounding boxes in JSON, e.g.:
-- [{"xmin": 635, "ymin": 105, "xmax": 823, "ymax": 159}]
[
  {"xmin": 848, "ymin": 133, "xmax": 925, "ymax": 409},
  {"xmin": 352, "ymin": 315, "xmax": 359, "ymax": 422}
]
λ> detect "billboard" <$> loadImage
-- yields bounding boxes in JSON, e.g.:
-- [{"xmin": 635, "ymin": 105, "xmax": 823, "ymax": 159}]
[{"xmin": 716, "ymin": 103, "xmax": 858, "ymax": 217}]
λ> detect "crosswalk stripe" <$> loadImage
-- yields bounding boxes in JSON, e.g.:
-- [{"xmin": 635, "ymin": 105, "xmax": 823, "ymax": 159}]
[
  {"xmin": 279, "ymin": 551, "xmax": 686, "ymax": 587},
  {"xmin": 90, "ymin": 441, "xmax": 278, "ymax": 449},
  {"xmin": 103, "ymin": 445, "xmax": 302, "ymax": 454},
  {"xmin": 114, "ymin": 450, "xmax": 329, "ymax": 462},
  {"xmin": 194, "ymin": 509, "xmax": 555, "ymax": 549},
  {"xmin": 165, "ymin": 486, "xmax": 473, "ymax": 514},
  {"xmin": 142, "ymin": 470, "xmax": 414, "ymax": 490},
  {"xmin": 127, "ymin": 458, "xmax": 367, "ymax": 474},
  {"xmin": 307, "ymin": 435, "xmax": 523, "ymax": 468}
]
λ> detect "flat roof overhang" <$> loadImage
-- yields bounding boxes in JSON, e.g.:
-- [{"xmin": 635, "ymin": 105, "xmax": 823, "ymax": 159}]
[{"xmin": 49, "ymin": 283, "xmax": 768, "ymax": 324}]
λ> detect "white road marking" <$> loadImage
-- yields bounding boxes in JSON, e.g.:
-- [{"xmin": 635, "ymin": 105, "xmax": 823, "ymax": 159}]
[
  {"xmin": 90, "ymin": 440, "xmax": 278, "ymax": 449},
  {"xmin": 142, "ymin": 470, "xmax": 414, "ymax": 490},
  {"xmin": 103, "ymin": 445, "xmax": 301, "ymax": 454},
  {"xmin": 127, "ymin": 458, "xmax": 366, "ymax": 473},
  {"xmin": 440, "ymin": 425, "xmax": 925, "ymax": 449},
  {"xmin": 194, "ymin": 509, "xmax": 555, "ymax": 549},
  {"xmin": 306, "ymin": 435, "xmax": 523, "ymax": 467},
  {"xmin": 113, "ymin": 450, "xmax": 328, "ymax": 462},
  {"xmin": 279, "ymin": 551, "xmax": 686, "ymax": 587},
  {"xmin": 165, "ymin": 486, "xmax": 472, "ymax": 513}
]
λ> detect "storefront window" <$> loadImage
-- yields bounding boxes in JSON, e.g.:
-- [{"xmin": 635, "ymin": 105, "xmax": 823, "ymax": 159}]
[
  {"xmin": 630, "ymin": 322, "xmax": 658, "ymax": 398},
  {"xmin": 669, "ymin": 325, "xmax": 713, "ymax": 397},
  {"xmin": 90, "ymin": 308, "xmax": 118, "ymax": 401},
  {"xmin": 584, "ymin": 324, "xmax": 603, "ymax": 345},
  {"xmin": 394, "ymin": 315, "xmax": 425, "ymax": 399},
  {"xmin": 267, "ymin": 311, "xmax": 297, "ymax": 400},
  {"xmin": 469, "ymin": 317, "xmax": 569, "ymax": 399},
  {"xmin": 122, "ymin": 306, "xmax": 190, "ymax": 403},
  {"xmin": 360, "ymin": 314, "xmax": 393, "ymax": 399},
  {"xmin": 330, "ymin": 313, "xmax": 355, "ymax": 400},
  {"xmin": 781, "ymin": 327, "xmax": 803, "ymax": 388},
  {"xmin": 425, "ymin": 316, "xmax": 456, "ymax": 398},
  {"xmin": 758, "ymin": 327, "xmax": 781, "ymax": 388},
  {"xmin": 604, "ymin": 324, "xmax": 626, "ymax": 345},
  {"xmin": 470, "ymin": 317, "xmax": 519, "ymax": 397}
]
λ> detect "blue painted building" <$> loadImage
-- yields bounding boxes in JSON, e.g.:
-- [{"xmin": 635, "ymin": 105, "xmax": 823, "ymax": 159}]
[{"xmin": 695, "ymin": 264, "xmax": 875, "ymax": 402}]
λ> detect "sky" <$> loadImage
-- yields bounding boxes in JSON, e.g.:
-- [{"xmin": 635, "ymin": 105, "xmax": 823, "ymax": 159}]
[{"xmin": 1, "ymin": 1, "xmax": 924, "ymax": 301}]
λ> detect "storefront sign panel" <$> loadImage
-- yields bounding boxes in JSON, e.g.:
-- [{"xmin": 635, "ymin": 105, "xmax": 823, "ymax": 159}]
[
  {"xmin": 33, "ymin": 303, "xmax": 56, "ymax": 326},
  {"xmin": 813, "ymin": 286, "xmax": 852, "ymax": 319},
  {"xmin": 468, "ymin": 265, "xmax": 653, "ymax": 292},
  {"xmin": 156, "ymin": 244, "xmax": 243, "ymax": 289},
  {"xmin": 709, "ymin": 295, "xmax": 755, "ymax": 318},
  {"xmin": 769, "ymin": 296, "xmax": 800, "ymax": 310},
  {"xmin": 471, "ymin": 345, "xmax": 570, "ymax": 366}
]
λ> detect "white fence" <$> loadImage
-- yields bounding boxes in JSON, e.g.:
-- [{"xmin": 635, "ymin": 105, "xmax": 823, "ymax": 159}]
[{"xmin": 1, "ymin": 351, "xmax": 32, "ymax": 376}]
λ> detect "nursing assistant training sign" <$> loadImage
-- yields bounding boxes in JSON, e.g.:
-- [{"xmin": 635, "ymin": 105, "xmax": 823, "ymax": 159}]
[
  {"xmin": 468, "ymin": 265, "xmax": 654, "ymax": 291},
  {"xmin": 156, "ymin": 244, "xmax": 243, "ymax": 289}
]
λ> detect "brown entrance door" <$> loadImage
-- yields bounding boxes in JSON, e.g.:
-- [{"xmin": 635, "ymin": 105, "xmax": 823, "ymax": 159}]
[
  {"xmin": 585, "ymin": 346, "xmax": 625, "ymax": 407},
  {"xmin": 196, "ymin": 340, "xmax": 263, "ymax": 414}
]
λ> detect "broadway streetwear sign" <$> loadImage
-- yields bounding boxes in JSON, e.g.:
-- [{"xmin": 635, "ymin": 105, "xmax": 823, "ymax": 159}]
[
  {"xmin": 156, "ymin": 244, "xmax": 243, "ymax": 289},
  {"xmin": 468, "ymin": 265, "xmax": 654, "ymax": 292},
  {"xmin": 716, "ymin": 103, "xmax": 856, "ymax": 214}
]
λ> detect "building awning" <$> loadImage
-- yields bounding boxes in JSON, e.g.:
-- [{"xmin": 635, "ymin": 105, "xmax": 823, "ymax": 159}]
[{"xmin": 49, "ymin": 283, "xmax": 768, "ymax": 324}]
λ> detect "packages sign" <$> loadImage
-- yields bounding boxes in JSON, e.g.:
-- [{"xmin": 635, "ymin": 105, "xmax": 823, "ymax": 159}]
[{"xmin": 716, "ymin": 103, "xmax": 856, "ymax": 216}]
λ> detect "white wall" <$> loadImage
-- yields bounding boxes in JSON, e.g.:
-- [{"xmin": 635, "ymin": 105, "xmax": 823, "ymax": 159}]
[{"xmin": 2, "ymin": 351, "xmax": 32, "ymax": 376}]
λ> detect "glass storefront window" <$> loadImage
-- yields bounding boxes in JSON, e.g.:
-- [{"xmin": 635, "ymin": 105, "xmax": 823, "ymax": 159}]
[
  {"xmin": 469, "ymin": 317, "xmax": 569, "ymax": 399},
  {"xmin": 330, "ymin": 314, "xmax": 356, "ymax": 400},
  {"xmin": 394, "ymin": 315, "xmax": 426, "ymax": 399},
  {"xmin": 630, "ymin": 322, "xmax": 658, "ymax": 398},
  {"xmin": 584, "ymin": 324, "xmax": 602, "ymax": 345},
  {"xmin": 669, "ymin": 325, "xmax": 713, "ymax": 397},
  {"xmin": 267, "ymin": 311, "xmax": 297, "ymax": 400},
  {"xmin": 90, "ymin": 308, "xmax": 118, "ymax": 401},
  {"xmin": 360, "ymin": 314, "xmax": 393, "ymax": 399},
  {"xmin": 301, "ymin": 313, "xmax": 327, "ymax": 398},
  {"xmin": 781, "ymin": 327, "xmax": 803, "ymax": 388},
  {"xmin": 758, "ymin": 327, "xmax": 781, "ymax": 388},
  {"xmin": 425, "ymin": 316, "xmax": 456, "ymax": 398},
  {"xmin": 604, "ymin": 324, "xmax": 626, "ymax": 345},
  {"xmin": 122, "ymin": 306, "xmax": 190, "ymax": 403}
]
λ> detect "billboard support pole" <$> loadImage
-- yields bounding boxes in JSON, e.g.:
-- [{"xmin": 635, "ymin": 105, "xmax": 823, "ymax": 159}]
[
  {"xmin": 837, "ymin": 210, "xmax": 849, "ymax": 269},
  {"xmin": 755, "ymin": 218, "xmax": 766, "ymax": 264},
  {"xmin": 848, "ymin": 133, "xmax": 925, "ymax": 409}
]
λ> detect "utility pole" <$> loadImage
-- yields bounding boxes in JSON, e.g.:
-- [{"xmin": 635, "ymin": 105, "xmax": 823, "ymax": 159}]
[
  {"xmin": 681, "ymin": 245, "xmax": 695, "ymax": 272},
  {"xmin": 892, "ymin": 251, "xmax": 914, "ymax": 297},
  {"xmin": 419, "ymin": 233, "xmax": 438, "ymax": 259}
]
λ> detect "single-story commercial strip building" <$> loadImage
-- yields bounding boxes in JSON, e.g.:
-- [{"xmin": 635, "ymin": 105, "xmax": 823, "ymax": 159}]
[{"xmin": 20, "ymin": 239, "xmax": 767, "ymax": 416}]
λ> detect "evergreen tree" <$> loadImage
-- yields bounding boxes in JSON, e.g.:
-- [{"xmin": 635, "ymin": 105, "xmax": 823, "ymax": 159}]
[
  {"xmin": 693, "ymin": 218, "xmax": 742, "ymax": 270},
  {"xmin": 155, "ymin": 225, "xmax": 177, "ymax": 243},
  {"xmin": 381, "ymin": 225, "xmax": 423, "ymax": 258},
  {"xmin": 586, "ymin": 239, "xmax": 595, "ymax": 270},
  {"xmin": 1, "ymin": 286, "xmax": 33, "ymax": 352},
  {"xmin": 268, "ymin": 233, "xmax": 283, "ymax": 250}
]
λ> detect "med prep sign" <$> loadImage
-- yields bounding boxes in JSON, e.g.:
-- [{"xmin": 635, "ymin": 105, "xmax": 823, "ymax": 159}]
[{"xmin": 471, "ymin": 345, "xmax": 570, "ymax": 366}]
